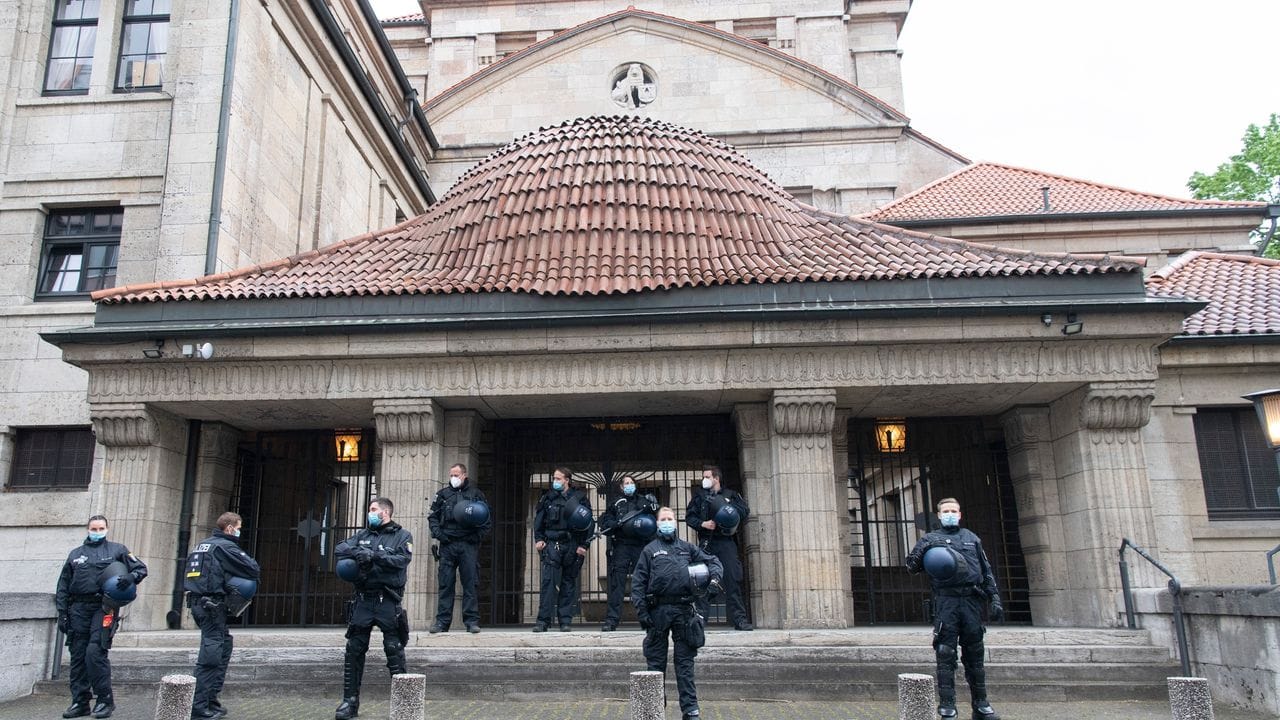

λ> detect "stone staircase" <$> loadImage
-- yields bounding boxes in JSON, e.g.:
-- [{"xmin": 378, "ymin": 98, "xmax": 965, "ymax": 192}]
[{"xmin": 35, "ymin": 626, "xmax": 1179, "ymax": 702}]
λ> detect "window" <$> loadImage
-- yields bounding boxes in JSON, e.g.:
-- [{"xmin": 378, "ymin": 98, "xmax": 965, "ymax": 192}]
[
  {"xmin": 8, "ymin": 427, "xmax": 95, "ymax": 490},
  {"xmin": 1193, "ymin": 407, "xmax": 1280, "ymax": 519},
  {"xmin": 116, "ymin": 0, "xmax": 169, "ymax": 90},
  {"xmin": 36, "ymin": 208, "xmax": 122, "ymax": 298},
  {"xmin": 44, "ymin": 0, "xmax": 101, "ymax": 94}
]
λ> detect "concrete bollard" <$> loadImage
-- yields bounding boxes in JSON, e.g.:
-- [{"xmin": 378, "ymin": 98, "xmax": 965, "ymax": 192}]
[
  {"xmin": 897, "ymin": 673, "xmax": 935, "ymax": 720},
  {"xmin": 629, "ymin": 670, "xmax": 665, "ymax": 720},
  {"xmin": 153, "ymin": 674, "xmax": 196, "ymax": 720},
  {"xmin": 390, "ymin": 673, "xmax": 427, "ymax": 720},
  {"xmin": 1168, "ymin": 676, "xmax": 1215, "ymax": 720}
]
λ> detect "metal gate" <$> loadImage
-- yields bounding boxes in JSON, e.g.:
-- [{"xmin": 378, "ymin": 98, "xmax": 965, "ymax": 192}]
[
  {"xmin": 848, "ymin": 417, "xmax": 1030, "ymax": 625},
  {"xmin": 484, "ymin": 415, "xmax": 744, "ymax": 626},
  {"xmin": 231, "ymin": 429, "xmax": 376, "ymax": 626}
]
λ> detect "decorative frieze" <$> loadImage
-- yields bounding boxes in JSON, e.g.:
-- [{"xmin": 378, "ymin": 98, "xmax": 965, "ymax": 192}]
[{"xmin": 771, "ymin": 389, "xmax": 836, "ymax": 435}]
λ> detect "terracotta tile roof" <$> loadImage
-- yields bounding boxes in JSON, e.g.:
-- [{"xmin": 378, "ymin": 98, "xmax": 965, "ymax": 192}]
[
  {"xmin": 1146, "ymin": 251, "xmax": 1280, "ymax": 336},
  {"xmin": 863, "ymin": 162, "xmax": 1267, "ymax": 223},
  {"xmin": 94, "ymin": 116, "xmax": 1141, "ymax": 305},
  {"xmin": 380, "ymin": 12, "xmax": 424, "ymax": 23}
]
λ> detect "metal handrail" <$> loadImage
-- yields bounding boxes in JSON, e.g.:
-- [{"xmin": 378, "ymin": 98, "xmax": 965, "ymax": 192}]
[
  {"xmin": 1118, "ymin": 538, "xmax": 1191, "ymax": 676},
  {"xmin": 1268, "ymin": 543, "xmax": 1280, "ymax": 585}
]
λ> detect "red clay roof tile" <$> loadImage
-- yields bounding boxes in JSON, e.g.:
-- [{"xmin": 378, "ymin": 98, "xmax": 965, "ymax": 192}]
[
  {"xmin": 1146, "ymin": 251, "xmax": 1280, "ymax": 336},
  {"xmin": 95, "ymin": 116, "xmax": 1141, "ymax": 305}
]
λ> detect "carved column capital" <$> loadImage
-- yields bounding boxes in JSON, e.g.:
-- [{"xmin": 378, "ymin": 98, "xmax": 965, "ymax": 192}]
[
  {"xmin": 999, "ymin": 406, "xmax": 1050, "ymax": 447},
  {"xmin": 1081, "ymin": 383, "xmax": 1155, "ymax": 430},
  {"xmin": 90, "ymin": 403, "xmax": 158, "ymax": 447},
  {"xmin": 770, "ymin": 389, "xmax": 836, "ymax": 435},
  {"xmin": 373, "ymin": 398, "xmax": 437, "ymax": 444}
]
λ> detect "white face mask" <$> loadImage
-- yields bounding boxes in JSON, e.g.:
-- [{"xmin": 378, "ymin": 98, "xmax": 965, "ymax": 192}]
[
  {"xmin": 450, "ymin": 476, "xmax": 463, "ymax": 489},
  {"xmin": 701, "ymin": 478, "xmax": 713, "ymax": 490}
]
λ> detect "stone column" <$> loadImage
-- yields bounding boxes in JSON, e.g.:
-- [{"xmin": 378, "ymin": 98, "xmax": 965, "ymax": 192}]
[
  {"xmin": 999, "ymin": 407, "xmax": 1071, "ymax": 625},
  {"xmin": 373, "ymin": 398, "xmax": 443, "ymax": 628},
  {"xmin": 767, "ymin": 389, "xmax": 848, "ymax": 628},
  {"xmin": 440, "ymin": 410, "xmax": 484, "ymax": 628},
  {"xmin": 733, "ymin": 403, "xmax": 777, "ymax": 626},
  {"xmin": 831, "ymin": 409, "xmax": 856, "ymax": 627},
  {"xmin": 191, "ymin": 423, "xmax": 242, "ymax": 537},
  {"xmin": 1048, "ymin": 382, "xmax": 1158, "ymax": 626},
  {"xmin": 90, "ymin": 403, "xmax": 189, "ymax": 630}
]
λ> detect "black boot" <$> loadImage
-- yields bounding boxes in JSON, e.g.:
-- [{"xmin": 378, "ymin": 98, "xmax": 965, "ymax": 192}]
[
  {"xmin": 971, "ymin": 700, "xmax": 1000, "ymax": 720},
  {"xmin": 90, "ymin": 700, "xmax": 115, "ymax": 718},
  {"xmin": 63, "ymin": 701, "xmax": 91, "ymax": 719},
  {"xmin": 938, "ymin": 699, "xmax": 958, "ymax": 718},
  {"xmin": 333, "ymin": 697, "xmax": 360, "ymax": 720}
]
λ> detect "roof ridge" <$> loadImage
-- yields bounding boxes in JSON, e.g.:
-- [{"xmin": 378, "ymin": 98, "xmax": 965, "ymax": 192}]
[{"xmin": 977, "ymin": 161, "xmax": 1268, "ymax": 208}]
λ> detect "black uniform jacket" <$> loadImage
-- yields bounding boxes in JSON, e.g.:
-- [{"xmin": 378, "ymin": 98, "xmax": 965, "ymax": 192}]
[
  {"xmin": 905, "ymin": 526, "xmax": 1000, "ymax": 600},
  {"xmin": 57, "ymin": 537, "xmax": 148, "ymax": 612},
  {"xmin": 428, "ymin": 481, "xmax": 492, "ymax": 544},
  {"xmin": 335, "ymin": 521, "xmax": 413, "ymax": 594},
  {"xmin": 183, "ymin": 531, "xmax": 260, "ymax": 597}
]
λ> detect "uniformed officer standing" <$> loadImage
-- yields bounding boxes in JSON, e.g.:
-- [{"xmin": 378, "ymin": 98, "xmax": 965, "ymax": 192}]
[
  {"xmin": 905, "ymin": 497, "xmax": 1003, "ymax": 720},
  {"xmin": 598, "ymin": 475, "xmax": 658, "ymax": 631},
  {"xmin": 333, "ymin": 497, "xmax": 413, "ymax": 720},
  {"xmin": 184, "ymin": 511, "xmax": 260, "ymax": 720},
  {"xmin": 428, "ymin": 462, "xmax": 491, "ymax": 634},
  {"xmin": 532, "ymin": 467, "xmax": 594, "ymax": 632},
  {"xmin": 55, "ymin": 514, "xmax": 147, "ymax": 719},
  {"xmin": 632, "ymin": 506, "xmax": 723, "ymax": 720},
  {"xmin": 684, "ymin": 465, "xmax": 753, "ymax": 630}
]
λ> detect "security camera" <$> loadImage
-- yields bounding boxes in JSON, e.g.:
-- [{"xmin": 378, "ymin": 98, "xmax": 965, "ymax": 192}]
[{"xmin": 181, "ymin": 342, "xmax": 215, "ymax": 360}]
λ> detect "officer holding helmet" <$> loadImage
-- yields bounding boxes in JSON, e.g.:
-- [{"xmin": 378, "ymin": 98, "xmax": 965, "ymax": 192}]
[
  {"xmin": 428, "ymin": 462, "xmax": 491, "ymax": 634},
  {"xmin": 597, "ymin": 474, "xmax": 659, "ymax": 631},
  {"xmin": 55, "ymin": 514, "xmax": 147, "ymax": 719},
  {"xmin": 905, "ymin": 497, "xmax": 1003, "ymax": 720},
  {"xmin": 532, "ymin": 466, "xmax": 594, "ymax": 632},
  {"xmin": 684, "ymin": 465, "xmax": 752, "ymax": 630},
  {"xmin": 633, "ymin": 506, "xmax": 723, "ymax": 720},
  {"xmin": 184, "ymin": 511, "xmax": 260, "ymax": 720}
]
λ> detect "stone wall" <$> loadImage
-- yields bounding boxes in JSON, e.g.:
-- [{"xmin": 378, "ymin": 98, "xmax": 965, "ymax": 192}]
[
  {"xmin": 0, "ymin": 592, "xmax": 56, "ymax": 702},
  {"xmin": 1130, "ymin": 586, "xmax": 1280, "ymax": 715}
]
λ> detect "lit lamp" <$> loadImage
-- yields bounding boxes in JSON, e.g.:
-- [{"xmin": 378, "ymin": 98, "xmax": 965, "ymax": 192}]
[
  {"xmin": 875, "ymin": 418, "xmax": 907, "ymax": 453},
  {"xmin": 334, "ymin": 430, "xmax": 362, "ymax": 463},
  {"xmin": 1243, "ymin": 389, "xmax": 1280, "ymax": 452}
]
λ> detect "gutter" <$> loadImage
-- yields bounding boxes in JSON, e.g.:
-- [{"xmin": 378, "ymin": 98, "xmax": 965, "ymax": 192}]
[
  {"xmin": 307, "ymin": 0, "xmax": 437, "ymax": 204},
  {"xmin": 205, "ymin": 0, "xmax": 240, "ymax": 276},
  {"xmin": 355, "ymin": 0, "xmax": 439, "ymax": 150},
  {"xmin": 1258, "ymin": 204, "xmax": 1280, "ymax": 256}
]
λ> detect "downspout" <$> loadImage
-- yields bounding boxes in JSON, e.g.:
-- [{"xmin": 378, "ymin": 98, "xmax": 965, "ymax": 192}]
[
  {"xmin": 168, "ymin": 419, "xmax": 203, "ymax": 628},
  {"xmin": 1259, "ymin": 204, "xmax": 1280, "ymax": 257},
  {"xmin": 205, "ymin": 0, "xmax": 241, "ymax": 276}
]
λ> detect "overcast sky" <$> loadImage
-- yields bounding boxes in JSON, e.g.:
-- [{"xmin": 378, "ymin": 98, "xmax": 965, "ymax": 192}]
[{"xmin": 370, "ymin": 0, "xmax": 1277, "ymax": 199}]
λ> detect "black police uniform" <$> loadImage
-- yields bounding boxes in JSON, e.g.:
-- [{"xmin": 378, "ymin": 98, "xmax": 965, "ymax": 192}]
[
  {"xmin": 906, "ymin": 524, "xmax": 1003, "ymax": 717},
  {"xmin": 55, "ymin": 536, "xmax": 147, "ymax": 718},
  {"xmin": 597, "ymin": 490, "xmax": 658, "ymax": 629},
  {"xmin": 333, "ymin": 520, "xmax": 413, "ymax": 719},
  {"xmin": 632, "ymin": 530, "xmax": 723, "ymax": 720},
  {"xmin": 183, "ymin": 529, "xmax": 260, "ymax": 719},
  {"xmin": 428, "ymin": 480, "xmax": 491, "ymax": 631},
  {"xmin": 532, "ymin": 486, "xmax": 593, "ymax": 630},
  {"xmin": 685, "ymin": 487, "xmax": 751, "ymax": 629}
]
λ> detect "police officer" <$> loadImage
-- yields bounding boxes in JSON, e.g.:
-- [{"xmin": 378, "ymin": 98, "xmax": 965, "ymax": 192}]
[
  {"xmin": 532, "ymin": 466, "xmax": 593, "ymax": 632},
  {"xmin": 428, "ymin": 462, "xmax": 490, "ymax": 634},
  {"xmin": 632, "ymin": 506, "xmax": 723, "ymax": 720},
  {"xmin": 184, "ymin": 511, "xmax": 260, "ymax": 720},
  {"xmin": 684, "ymin": 465, "xmax": 752, "ymax": 630},
  {"xmin": 598, "ymin": 475, "xmax": 658, "ymax": 631},
  {"xmin": 56, "ymin": 515, "xmax": 147, "ymax": 719},
  {"xmin": 333, "ymin": 497, "xmax": 413, "ymax": 720},
  {"xmin": 905, "ymin": 497, "xmax": 1003, "ymax": 720}
]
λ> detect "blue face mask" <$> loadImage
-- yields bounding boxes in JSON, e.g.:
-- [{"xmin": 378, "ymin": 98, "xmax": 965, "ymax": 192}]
[
  {"xmin": 939, "ymin": 512, "xmax": 960, "ymax": 528},
  {"xmin": 622, "ymin": 484, "xmax": 636, "ymax": 496},
  {"xmin": 232, "ymin": 528, "xmax": 241, "ymax": 538},
  {"xmin": 87, "ymin": 531, "xmax": 106, "ymax": 543},
  {"xmin": 657, "ymin": 520, "xmax": 677, "ymax": 536},
  {"xmin": 552, "ymin": 480, "xmax": 564, "ymax": 492},
  {"xmin": 368, "ymin": 511, "xmax": 383, "ymax": 527}
]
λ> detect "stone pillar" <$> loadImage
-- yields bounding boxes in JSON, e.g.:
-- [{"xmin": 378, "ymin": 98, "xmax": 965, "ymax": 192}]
[
  {"xmin": 373, "ymin": 398, "xmax": 443, "ymax": 628},
  {"xmin": 90, "ymin": 403, "xmax": 189, "ymax": 630},
  {"xmin": 390, "ymin": 673, "xmax": 427, "ymax": 720},
  {"xmin": 831, "ymin": 409, "xmax": 857, "ymax": 627},
  {"xmin": 897, "ymin": 673, "xmax": 935, "ymax": 720},
  {"xmin": 629, "ymin": 670, "xmax": 665, "ymax": 720},
  {"xmin": 191, "ymin": 423, "xmax": 242, "ymax": 537},
  {"xmin": 733, "ymin": 403, "xmax": 778, "ymax": 626},
  {"xmin": 153, "ymin": 674, "xmax": 196, "ymax": 720},
  {"xmin": 1168, "ymin": 677, "xmax": 1215, "ymax": 720},
  {"xmin": 999, "ymin": 407, "xmax": 1071, "ymax": 625},
  {"xmin": 1048, "ymin": 382, "xmax": 1158, "ymax": 626},
  {"xmin": 440, "ymin": 410, "xmax": 484, "ymax": 628},
  {"xmin": 767, "ymin": 389, "xmax": 848, "ymax": 628}
]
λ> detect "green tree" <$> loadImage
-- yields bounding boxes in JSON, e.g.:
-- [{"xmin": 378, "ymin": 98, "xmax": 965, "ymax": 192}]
[{"xmin": 1187, "ymin": 113, "xmax": 1280, "ymax": 258}]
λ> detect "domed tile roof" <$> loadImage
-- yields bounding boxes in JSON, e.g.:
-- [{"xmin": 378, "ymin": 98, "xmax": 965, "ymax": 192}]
[{"xmin": 95, "ymin": 116, "xmax": 1141, "ymax": 304}]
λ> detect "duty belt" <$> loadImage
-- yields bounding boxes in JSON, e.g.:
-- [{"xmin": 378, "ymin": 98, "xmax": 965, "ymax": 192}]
[
  {"xmin": 185, "ymin": 593, "xmax": 225, "ymax": 608},
  {"xmin": 543, "ymin": 530, "xmax": 571, "ymax": 541},
  {"xmin": 69, "ymin": 593, "xmax": 103, "ymax": 603},
  {"xmin": 649, "ymin": 593, "xmax": 695, "ymax": 606},
  {"xmin": 935, "ymin": 586, "xmax": 980, "ymax": 597}
]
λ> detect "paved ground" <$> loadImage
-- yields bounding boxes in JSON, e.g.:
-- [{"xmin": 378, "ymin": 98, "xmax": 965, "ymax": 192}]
[{"xmin": 1, "ymin": 693, "xmax": 1273, "ymax": 720}]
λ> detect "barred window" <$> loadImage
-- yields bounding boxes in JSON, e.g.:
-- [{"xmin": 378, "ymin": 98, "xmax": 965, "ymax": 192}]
[
  {"xmin": 37, "ymin": 208, "xmax": 122, "ymax": 298},
  {"xmin": 44, "ymin": 0, "xmax": 101, "ymax": 94},
  {"xmin": 8, "ymin": 427, "xmax": 96, "ymax": 490},
  {"xmin": 1193, "ymin": 407, "xmax": 1280, "ymax": 519},
  {"xmin": 116, "ymin": 0, "xmax": 169, "ymax": 90}
]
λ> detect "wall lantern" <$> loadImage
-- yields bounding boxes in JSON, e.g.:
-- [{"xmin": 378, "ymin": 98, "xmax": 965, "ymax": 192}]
[
  {"xmin": 334, "ymin": 430, "xmax": 362, "ymax": 463},
  {"xmin": 1243, "ymin": 389, "xmax": 1280, "ymax": 450},
  {"xmin": 875, "ymin": 418, "xmax": 907, "ymax": 453}
]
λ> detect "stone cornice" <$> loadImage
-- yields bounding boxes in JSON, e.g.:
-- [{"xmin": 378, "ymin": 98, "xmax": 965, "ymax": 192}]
[
  {"xmin": 83, "ymin": 341, "xmax": 1161, "ymax": 404},
  {"xmin": 373, "ymin": 398, "xmax": 437, "ymax": 444},
  {"xmin": 90, "ymin": 403, "xmax": 158, "ymax": 447},
  {"xmin": 1081, "ymin": 383, "xmax": 1155, "ymax": 430},
  {"xmin": 771, "ymin": 389, "xmax": 836, "ymax": 435}
]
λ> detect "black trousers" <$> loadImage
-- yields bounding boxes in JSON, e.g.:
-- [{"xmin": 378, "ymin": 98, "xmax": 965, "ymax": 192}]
[
  {"xmin": 933, "ymin": 593, "xmax": 988, "ymax": 707},
  {"xmin": 191, "ymin": 598, "xmax": 232, "ymax": 713},
  {"xmin": 604, "ymin": 542, "xmax": 643, "ymax": 625},
  {"xmin": 435, "ymin": 541, "xmax": 480, "ymax": 628},
  {"xmin": 66, "ymin": 601, "xmax": 115, "ymax": 704},
  {"xmin": 536, "ymin": 541, "xmax": 584, "ymax": 625},
  {"xmin": 697, "ymin": 536, "xmax": 748, "ymax": 626},
  {"xmin": 643, "ymin": 604, "xmax": 699, "ymax": 716},
  {"xmin": 343, "ymin": 594, "xmax": 407, "ymax": 699}
]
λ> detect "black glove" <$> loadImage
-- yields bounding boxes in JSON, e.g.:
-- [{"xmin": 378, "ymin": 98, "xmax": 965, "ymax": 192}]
[
  {"xmin": 57, "ymin": 613, "xmax": 69, "ymax": 634},
  {"xmin": 431, "ymin": 544, "xmax": 441, "ymax": 561},
  {"xmin": 708, "ymin": 578, "xmax": 724, "ymax": 598},
  {"xmin": 638, "ymin": 614, "xmax": 653, "ymax": 631},
  {"xmin": 116, "ymin": 575, "xmax": 134, "ymax": 591},
  {"xmin": 989, "ymin": 599, "xmax": 1004, "ymax": 623},
  {"xmin": 355, "ymin": 547, "xmax": 376, "ymax": 565}
]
